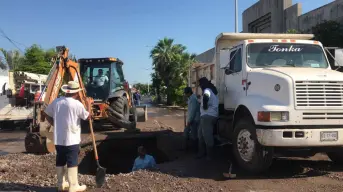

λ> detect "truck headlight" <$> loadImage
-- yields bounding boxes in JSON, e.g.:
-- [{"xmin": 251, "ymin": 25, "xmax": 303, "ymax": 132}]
[{"xmin": 257, "ymin": 111, "xmax": 289, "ymax": 122}]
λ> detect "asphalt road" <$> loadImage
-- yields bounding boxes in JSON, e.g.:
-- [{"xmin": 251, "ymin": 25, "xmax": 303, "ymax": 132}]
[{"xmin": 0, "ymin": 96, "xmax": 185, "ymax": 155}]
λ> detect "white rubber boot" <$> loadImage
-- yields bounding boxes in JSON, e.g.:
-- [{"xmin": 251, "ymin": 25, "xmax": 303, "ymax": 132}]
[
  {"xmin": 67, "ymin": 167, "xmax": 87, "ymax": 192},
  {"xmin": 56, "ymin": 166, "xmax": 69, "ymax": 192}
]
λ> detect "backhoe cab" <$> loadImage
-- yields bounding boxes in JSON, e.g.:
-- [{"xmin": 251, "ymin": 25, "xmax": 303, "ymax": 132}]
[{"xmin": 78, "ymin": 58, "xmax": 137, "ymax": 124}]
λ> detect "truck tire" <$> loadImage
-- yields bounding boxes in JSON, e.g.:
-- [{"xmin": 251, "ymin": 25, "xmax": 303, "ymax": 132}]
[
  {"xmin": 232, "ymin": 119, "xmax": 273, "ymax": 174},
  {"xmin": 111, "ymin": 96, "xmax": 130, "ymax": 121},
  {"xmin": 327, "ymin": 150, "xmax": 343, "ymax": 164}
]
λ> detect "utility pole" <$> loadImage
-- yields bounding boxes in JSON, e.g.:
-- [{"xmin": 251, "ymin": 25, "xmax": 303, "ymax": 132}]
[
  {"xmin": 235, "ymin": 0, "xmax": 238, "ymax": 33},
  {"xmin": 147, "ymin": 82, "xmax": 149, "ymax": 94}
]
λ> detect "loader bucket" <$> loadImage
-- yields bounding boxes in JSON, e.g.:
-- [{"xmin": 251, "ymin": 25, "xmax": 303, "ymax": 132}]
[{"xmin": 136, "ymin": 105, "xmax": 148, "ymax": 122}]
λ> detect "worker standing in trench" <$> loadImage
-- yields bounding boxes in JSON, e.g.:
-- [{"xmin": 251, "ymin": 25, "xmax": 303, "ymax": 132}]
[
  {"xmin": 197, "ymin": 77, "xmax": 219, "ymax": 161},
  {"xmin": 132, "ymin": 146, "xmax": 156, "ymax": 171},
  {"xmin": 44, "ymin": 81, "xmax": 91, "ymax": 192},
  {"xmin": 183, "ymin": 87, "xmax": 200, "ymax": 152}
]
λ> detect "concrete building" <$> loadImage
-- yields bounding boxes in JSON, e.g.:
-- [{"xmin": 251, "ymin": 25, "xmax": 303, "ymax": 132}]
[
  {"xmin": 189, "ymin": 0, "xmax": 343, "ymax": 90},
  {"xmin": 242, "ymin": 0, "xmax": 343, "ymax": 33},
  {"xmin": 189, "ymin": 48, "xmax": 215, "ymax": 95}
]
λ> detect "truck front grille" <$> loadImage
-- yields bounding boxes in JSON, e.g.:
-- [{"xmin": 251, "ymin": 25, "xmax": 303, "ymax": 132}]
[
  {"xmin": 302, "ymin": 112, "xmax": 343, "ymax": 120},
  {"xmin": 295, "ymin": 81, "xmax": 343, "ymax": 108}
]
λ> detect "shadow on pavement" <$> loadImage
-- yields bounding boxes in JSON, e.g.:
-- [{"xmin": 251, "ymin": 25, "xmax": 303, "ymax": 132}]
[
  {"xmin": 156, "ymin": 145, "xmax": 338, "ymax": 181},
  {"xmin": 0, "ymin": 138, "xmax": 24, "ymax": 143},
  {"xmin": 0, "ymin": 183, "xmax": 56, "ymax": 192},
  {"xmin": 77, "ymin": 126, "xmax": 341, "ymax": 181}
]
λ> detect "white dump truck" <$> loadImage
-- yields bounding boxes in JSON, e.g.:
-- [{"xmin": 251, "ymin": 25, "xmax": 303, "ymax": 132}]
[
  {"xmin": 0, "ymin": 71, "xmax": 46, "ymax": 130},
  {"xmin": 213, "ymin": 33, "xmax": 343, "ymax": 173}
]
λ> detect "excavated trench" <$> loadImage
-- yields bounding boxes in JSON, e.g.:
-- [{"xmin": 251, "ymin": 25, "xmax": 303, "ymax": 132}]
[{"xmin": 79, "ymin": 132, "xmax": 182, "ymax": 175}]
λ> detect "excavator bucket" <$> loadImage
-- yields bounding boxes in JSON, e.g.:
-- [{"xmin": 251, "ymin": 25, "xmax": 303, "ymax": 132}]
[
  {"xmin": 25, "ymin": 102, "xmax": 55, "ymax": 154},
  {"xmin": 136, "ymin": 105, "xmax": 148, "ymax": 122}
]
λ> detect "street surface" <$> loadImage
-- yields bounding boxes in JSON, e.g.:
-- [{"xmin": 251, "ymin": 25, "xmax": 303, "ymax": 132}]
[{"xmin": 0, "ymin": 97, "xmax": 343, "ymax": 191}]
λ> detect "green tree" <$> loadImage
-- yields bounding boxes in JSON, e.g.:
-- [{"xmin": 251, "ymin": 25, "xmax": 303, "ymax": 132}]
[
  {"xmin": 151, "ymin": 71, "xmax": 162, "ymax": 103},
  {"xmin": 16, "ymin": 44, "xmax": 56, "ymax": 74},
  {"xmin": 0, "ymin": 48, "xmax": 23, "ymax": 70},
  {"xmin": 150, "ymin": 37, "xmax": 196, "ymax": 105},
  {"xmin": 45, "ymin": 48, "xmax": 57, "ymax": 62},
  {"xmin": 167, "ymin": 52, "xmax": 196, "ymax": 104},
  {"xmin": 312, "ymin": 20, "xmax": 343, "ymax": 47},
  {"xmin": 132, "ymin": 83, "xmax": 150, "ymax": 95},
  {"xmin": 286, "ymin": 29, "xmax": 299, "ymax": 34}
]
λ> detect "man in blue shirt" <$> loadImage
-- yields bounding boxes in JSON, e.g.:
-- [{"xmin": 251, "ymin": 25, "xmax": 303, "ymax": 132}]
[
  {"xmin": 183, "ymin": 87, "xmax": 200, "ymax": 152},
  {"xmin": 132, "ymin": 146, "xmax": 156, "ymax": 171},
  {"xmin": 134, "ymin": 90, "xmax": 141, "ymax": 106}
]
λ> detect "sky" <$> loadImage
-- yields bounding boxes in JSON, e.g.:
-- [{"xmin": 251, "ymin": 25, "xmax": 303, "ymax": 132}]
[{"xmin": 0, "ymin": 0, "xmax": 334, "ymax": 84}]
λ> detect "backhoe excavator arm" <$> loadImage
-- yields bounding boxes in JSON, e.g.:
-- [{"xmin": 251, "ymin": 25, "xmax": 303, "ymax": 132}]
[
  {"xmin": 43, "ymin": 46, "xmax": 89, "ymax": 108},
  {"xmin": 25, "ymin": 46, "xmax": 93, "ymax": 154}
]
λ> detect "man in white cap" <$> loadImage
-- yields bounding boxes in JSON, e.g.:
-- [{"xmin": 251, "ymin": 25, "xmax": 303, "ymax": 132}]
[{"xmin": 44, "ymin": 81, "xmax": 91, "ymax": 192}]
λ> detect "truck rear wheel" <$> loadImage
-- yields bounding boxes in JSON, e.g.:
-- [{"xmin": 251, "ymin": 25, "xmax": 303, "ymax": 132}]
[
  {"xmin": 232, "ymin": 119, "xmax": 273, "ymax": 174},
  {"xmin": 110, "ymin": 96, "xmax": 130, "ymax": 121}
]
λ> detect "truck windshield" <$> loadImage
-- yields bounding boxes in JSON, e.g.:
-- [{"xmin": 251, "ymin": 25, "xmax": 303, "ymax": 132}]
[{"xmin": 247, "ymin": 43, "xmax": 329, "ymax": 68}]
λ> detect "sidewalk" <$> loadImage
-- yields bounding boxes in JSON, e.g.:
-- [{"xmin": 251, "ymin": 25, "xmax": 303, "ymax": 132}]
[{"xmin": 155, "ymin": 104, "xmax": 186, "ymax": 111}]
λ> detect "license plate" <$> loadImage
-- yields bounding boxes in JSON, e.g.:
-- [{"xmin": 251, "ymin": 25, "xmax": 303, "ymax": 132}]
[{"xmin": 320, "ymin": 131, "xmax": 338, "ymax": 141}]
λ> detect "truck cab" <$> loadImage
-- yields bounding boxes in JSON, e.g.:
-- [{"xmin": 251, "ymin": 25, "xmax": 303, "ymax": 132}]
[{"xmin": 215, "ymin": 33, "xmax": 343, "ymax": 173}]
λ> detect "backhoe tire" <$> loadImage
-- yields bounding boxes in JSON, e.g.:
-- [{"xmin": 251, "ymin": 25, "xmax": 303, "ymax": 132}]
[
  {"xmin": 111, "ymin": 96, "xmax": 130, "ymax": 121},
  {"xmin": 232, "ymin": 118, "xmax": 273, "ymax": 174}
]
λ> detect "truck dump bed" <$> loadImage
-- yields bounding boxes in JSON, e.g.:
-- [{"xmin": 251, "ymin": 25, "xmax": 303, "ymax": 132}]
[
  {"xmin": 0, "ymin": 104, "xmax": 33, "ymax": 121},
  {"xmin": 0, "ymin": 95, "xmax": 33, "ymax": 122}
]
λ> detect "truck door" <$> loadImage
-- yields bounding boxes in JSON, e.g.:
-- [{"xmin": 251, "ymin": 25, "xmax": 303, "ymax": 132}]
[{"xmin": 224, "ymin": 46, "xmax": 244, "ymax": 110}]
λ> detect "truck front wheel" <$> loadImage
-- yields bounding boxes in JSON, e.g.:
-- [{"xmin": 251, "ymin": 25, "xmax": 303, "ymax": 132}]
[{"xmin": 232, "ymin": 119, "xmax": 273, "ymax": 174}]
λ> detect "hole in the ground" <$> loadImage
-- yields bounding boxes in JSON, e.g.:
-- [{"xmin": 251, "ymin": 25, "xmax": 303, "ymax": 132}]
[{"xmin": 79, "ymin": 135, "xmax": 172, "ymax": 175}]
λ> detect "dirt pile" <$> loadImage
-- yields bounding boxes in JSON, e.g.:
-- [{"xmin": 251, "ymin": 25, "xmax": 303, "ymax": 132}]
[
  {"xmin": 0, "ymin": 151, "xmax": 224, "ymax": 192},
  {"xmin": 0, "ymin": 129, "xmax": 186, "ymax": 192},
  {"xmin": 2, "ymin": 148, "xmax": 343, "ymax": 191}
]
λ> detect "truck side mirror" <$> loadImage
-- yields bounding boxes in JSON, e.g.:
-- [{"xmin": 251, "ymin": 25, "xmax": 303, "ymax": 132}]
[{"xmin": 225, "ymin": 68, "xmax": 234, "ymax": 75}]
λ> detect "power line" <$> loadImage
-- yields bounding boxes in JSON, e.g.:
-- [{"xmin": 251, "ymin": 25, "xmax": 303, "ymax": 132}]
[
  {"xmin": 0, "ymin": 27, "xmax": 25, "ymax": 53},
  {"xmin": 0, "ymin": 34, "xmax": 27, "ymax": 48}
]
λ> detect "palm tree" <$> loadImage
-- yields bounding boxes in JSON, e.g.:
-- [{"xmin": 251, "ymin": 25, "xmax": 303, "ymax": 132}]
[
  {"xmin": 0, "ymin": 48, "xmax": 22, "ymax": 70},
  {"xmin": 151, "ymin": 71, "xmax": 162, "ymax": 103},
  {"xmin": 150, "ymin": 37, "xmax": 188, "ymax": 105}
]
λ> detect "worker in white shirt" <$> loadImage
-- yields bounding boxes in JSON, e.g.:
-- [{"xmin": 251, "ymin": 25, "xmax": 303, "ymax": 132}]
[
  {"xmin": 44, "ymin": 81, "xmax": 91, "ymax": 192},
  {"xmin": 197, "ymin": 77, "xmax": 219, "ymax": 161},
  {"xmin": 94, "ymin": 69, "xmax": 109, "ymax": 87}
]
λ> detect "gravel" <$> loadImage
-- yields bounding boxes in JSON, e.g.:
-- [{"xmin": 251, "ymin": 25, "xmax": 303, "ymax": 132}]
[{"xmin": 2, "ymin": 151, "xmax": 343, "ymax": 192}]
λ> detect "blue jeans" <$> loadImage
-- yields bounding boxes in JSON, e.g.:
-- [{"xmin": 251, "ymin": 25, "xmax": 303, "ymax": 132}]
[
  {"xmin": 134, "ymin": 100, "xmax": 140, "ymax": 106},
  {"xmin": 198, "ymin": 115, "xmax": 217, "ymax": 156},
  {"xmin": 184, "ymin": 120, "xmax": 199, "ymax": 141},
  {"xmin": 55, "ymin": 144, "xmax": 80, "ymax": 168}
]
